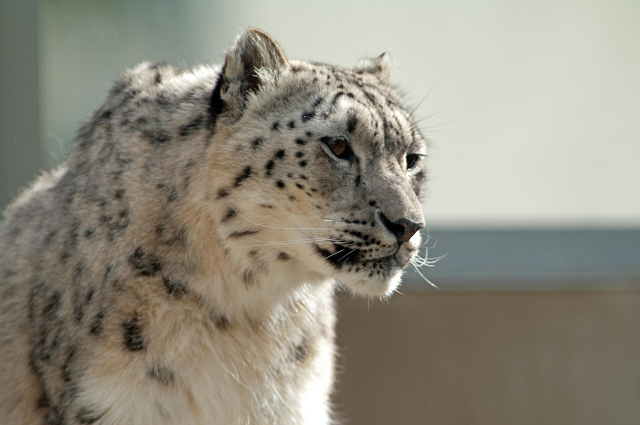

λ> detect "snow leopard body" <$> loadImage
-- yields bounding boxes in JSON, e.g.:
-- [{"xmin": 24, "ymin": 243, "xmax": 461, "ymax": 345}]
[{"xmin": 0, "ymin": 28, "xmax": 426, "ymax": 424}]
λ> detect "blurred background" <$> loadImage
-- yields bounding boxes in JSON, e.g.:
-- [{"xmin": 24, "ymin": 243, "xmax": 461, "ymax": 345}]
[{"xmin": 1, "ymin": 0, "xmax": 638, "ymax": 424}]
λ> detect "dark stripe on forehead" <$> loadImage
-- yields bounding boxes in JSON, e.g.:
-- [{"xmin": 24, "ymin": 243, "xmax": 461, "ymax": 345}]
[
  {"xmin": 362, "ymin": 89, "xmax": 392, "ymax": 144},
  {"xmin": 390, "ymin": 110, "xmax": 406, "ymax": 150},
  {"xmin": 331, "ymin": 91, "xmax": 345, "ymax": 106},
  {"xmin": 312, "ymin": 65, "xmax": 414, "ymax": 154}
]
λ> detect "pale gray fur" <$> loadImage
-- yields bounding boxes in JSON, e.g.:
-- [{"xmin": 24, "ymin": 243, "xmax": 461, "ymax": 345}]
[{"xmin": 0, "ymin": 28, "xmax": 426, "ymax": 424}]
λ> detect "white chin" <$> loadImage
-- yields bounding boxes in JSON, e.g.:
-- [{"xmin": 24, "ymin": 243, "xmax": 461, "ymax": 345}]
[{"xmin": 341, "ymin": 269, "xmax": 404, "ymax": 297}]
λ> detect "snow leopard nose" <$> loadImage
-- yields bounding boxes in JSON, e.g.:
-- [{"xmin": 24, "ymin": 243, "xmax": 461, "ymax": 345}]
[{"xmin": 379, "ymin": 212, "xmax": 424, "ymax": 244}]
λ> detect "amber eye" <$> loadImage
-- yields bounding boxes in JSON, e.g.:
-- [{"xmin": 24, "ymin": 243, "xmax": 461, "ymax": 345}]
[
  {"xmin": 406, "ymin": 154, "xmax": 420, "ymax": 170},
  {"xmin": 322, "ymin": 137, "xmax": 353, "ymax": 161},
  {"xmin": 327, "ymin": 138, "xmax": 347, "ymax": 157}
]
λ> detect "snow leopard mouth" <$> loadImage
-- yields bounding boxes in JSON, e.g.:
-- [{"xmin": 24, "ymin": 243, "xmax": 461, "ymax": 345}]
[{"xmin": 313, "ymin": 242, "xmax": 413, "ymax": 274}]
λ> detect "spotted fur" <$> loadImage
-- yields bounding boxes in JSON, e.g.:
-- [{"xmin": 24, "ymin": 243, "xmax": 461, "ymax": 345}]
[{"xmin": 0, "ymin": 28, "xmax": 427, "ymax": 424}]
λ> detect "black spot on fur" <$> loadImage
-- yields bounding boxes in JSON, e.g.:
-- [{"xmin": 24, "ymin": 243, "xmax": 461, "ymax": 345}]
[
  {"xmin": 295, "ymin": 151, "xmax": 305, "ymax": 158},
  {"xmin": 76, "ymin": 408, "xmax": 104, "ymax": 424},
  {"xmin": 85, "ymin": 287, "xmax": 94, "ymax": 305},
  {"xmin": 114, "ymin": 189, "xmax": 125, "ymax": 199},
  {"xmin": 234, "ymin": 166, "xmax": 252, "ymax": 187},
  {"xmin": 242, "ymin": 269, "xmax": 256, "ymax": 287},
  {"xmin": 145, "ymin": 130, "xmax": 171, "ymax": 144},
  {"xmin": 299, "ymin": 160, "xmax": 307, "ymax": 167},
  {"xmin": 313, "ymin": 97, "xmax": 323, "ymax": 107},
  {"xmin": 276, "ymin": 180, "xmax": 285, "ymax": 189},
  {"xmin": 217, "ymin": 188, "xmax": 229, "ymax": 198},
  {"xmin": 295, "ymin": 138, "xmax": 307, "ymax": 145},
  {"xmin": 43, "ymin": 292, "xmax": 62, "ymax": 320},
  {"xmin": 228, "ymin": 230, "xmax": 259, "ymax": 238},
  {"xmin": 347, "ymin": 115, "xmax": 358, "ymax": 133},
  {"xmin": 36, "ymin": 391, "xmax": 51, "ymax": 409},
  {"xmin": 162, "ymin": 277, "xmax": 188, "ymax": 298},
  {"xmin": 179, "ymin": 115, "xmax": 204, "ymax": 137},
  {"xmin": 369, "ymin": 200, "xmax": 377, "ymax": 206},
  {"xmin": 294, "ymin": 337, "xmax": 309, "ymax": 362},
  {"xmin": 90, "ymin": 307, "xmax": 107, "ymax": 336},
  {"xmin": 222, "ymin": 207, "xmax": 237, "ymax": 222},
  {"xmin": 265, "ymin": 160, "xmax": 275, "ymax": 176},
  {"xmin": 275, "ymin": 149, "xmax": 286, "ymax": 159},
  {"xmin": 128, "ymin": 247, "xmax": 162, "ymax": 276},
  {"xmin": 301, "ymin": 111, "xmax": 315, "ymax": 121},
  {"xmin": 252, "ymin": 138, "xmax": 264, "ymax": 150},
  {"xmin": 73, "ymin": 290, "xmax": 86, "ymax": 323},
  {"xmin": 156, "ymin": 182, "xmax": 178, "ymax": 203},
  {"xmin": 278, "ymin": 252, "xmax": 291, "ymax": 261},
  {"xmin": 61, "ymin": 219, "xmax": 80, "ymax": 262},
  {"xmin": 295, "ymin": 183, "xmax": 304, "ymax": 189},
  {"xmin": 272, "ymin": 122, "xmax": 280, "ymax": 131},
  {"xmin": 122, "ymin": 314, "xmax": 145, "ymax": 351},
  {"xmin": 211, "ymin": 313, "xmax": 230, "ymax": 330},
  {"xmin": 288, "ymin": 120, "xmax": 296, "ymax": 129},
  {"xmin": 40, "ymin": 330, "xmax": 61, "ymax": 362},
  {"xmin": 99, "ymin": 109, "xmax": 112, "ymax": 120},
  {"xmin": 148, "ymin": 364, "xmax": 175, "ymax": 386}
]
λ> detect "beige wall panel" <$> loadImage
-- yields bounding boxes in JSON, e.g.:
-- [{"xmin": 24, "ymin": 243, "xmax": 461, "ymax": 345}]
[{"xmin": 334, "ymin": 290, "xmax": 640, "ymax": 425}]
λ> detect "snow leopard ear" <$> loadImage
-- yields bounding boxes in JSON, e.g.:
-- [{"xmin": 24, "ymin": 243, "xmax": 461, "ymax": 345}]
[
  {"xmin": 221, "ymin": 28, "xmax": 288, "ymax": 109},
  {"xmin": 354, "ymin": 52, "xmax": 393, "ymax": 85}
]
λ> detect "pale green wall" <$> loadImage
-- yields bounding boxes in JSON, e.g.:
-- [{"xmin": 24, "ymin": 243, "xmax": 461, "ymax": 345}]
[{"xmin": 2, "ymin": 0, "xmax": 640, "ymax": 228}]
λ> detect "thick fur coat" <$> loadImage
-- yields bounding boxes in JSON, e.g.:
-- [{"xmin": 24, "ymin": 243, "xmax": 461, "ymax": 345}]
[{"xmin": 0, "ymin": 28, "xmax": 426, "ymax": 424}]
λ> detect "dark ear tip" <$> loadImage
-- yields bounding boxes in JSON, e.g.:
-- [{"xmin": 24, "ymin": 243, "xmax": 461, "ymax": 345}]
[{"xmin": 353, "ymin": 52, "xmax": 393, "ymax": 84}]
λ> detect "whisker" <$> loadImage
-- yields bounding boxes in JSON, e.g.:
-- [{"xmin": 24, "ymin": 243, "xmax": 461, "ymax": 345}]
[
  {"xmin": 239, "ymin": 234, "xmax": 349, "ymax": 244},
  {"xmin": 325, "ymin": 248, "xmax": 348, "ymax": 260},
  {"xmin": 421, "ymin": 232, "xmax": 437, "ymax": 248},
  {"xmin": 414, "ymin": 115, "xmax": 460, "ymax": 129},
  {"xmin": 228, "ymin": 206, "xmax": 332, "ymax": 231},
  {"xmin": 311, "ymin": 215, "xmax": 350, "ymax": 224},
  {"xmin": 337, "ymin": 249, "xmax": 356, "ymax": 263},
  {"xmin": 409, "ymin": 76, "xmax": 441, "ymax": 115},
  {"xmin": 410, "ymin": 261, "xmax": 440, "ymax": 289},
  {"xmin": 238, "ymin": 239, "xmax": 356, "ymax": 249},
  {"xmin": 416, "ymin": 104, "xmax": 454, "ymax": 122}
]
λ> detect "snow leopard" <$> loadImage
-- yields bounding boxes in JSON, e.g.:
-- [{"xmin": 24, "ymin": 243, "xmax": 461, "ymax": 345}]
[{"xmin": 0, "ymin": 28, "xmax": 426, "ymax": 424}]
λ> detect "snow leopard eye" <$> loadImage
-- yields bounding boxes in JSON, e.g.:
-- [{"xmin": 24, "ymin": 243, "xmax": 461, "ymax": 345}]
[
  {"xmin": 323, "ymin": 137, "xmax": 353, "ymax": 162},
  {"xmin": 406, "ymin": 153, "xmax": 420, "ymax": 170}
]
